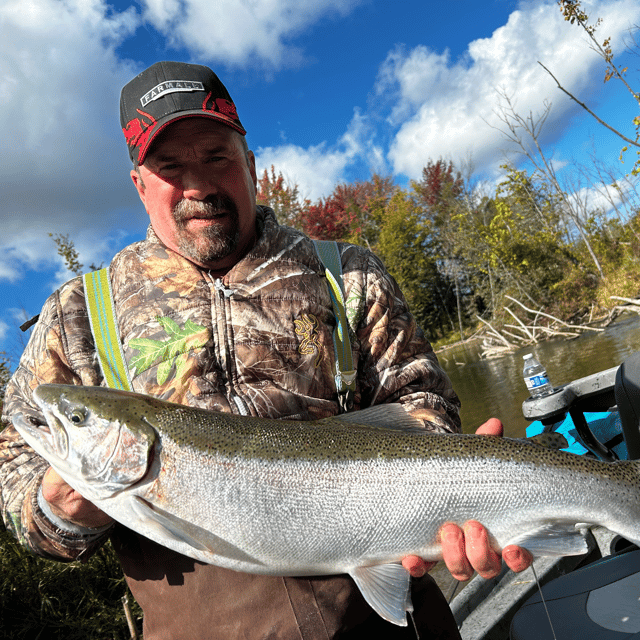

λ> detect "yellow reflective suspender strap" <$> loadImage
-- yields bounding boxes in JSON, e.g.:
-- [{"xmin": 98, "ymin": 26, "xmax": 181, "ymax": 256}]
[
  {"xmin": 83, "ymin": 268, "xmax": 133, "ymax": 392},
  {"xmin": 312, "ymin": 240, "xmax": 356, "ymax": 413}
]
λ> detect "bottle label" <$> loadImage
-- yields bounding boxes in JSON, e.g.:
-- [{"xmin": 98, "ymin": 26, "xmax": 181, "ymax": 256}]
[{"xmin": 525, "ymin": 374, "xmax": 549, "ymax": 390}]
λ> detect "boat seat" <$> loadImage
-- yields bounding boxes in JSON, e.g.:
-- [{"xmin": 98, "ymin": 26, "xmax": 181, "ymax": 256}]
[
  {"xmin": 510, "ymin": 548, "xmax": 640, "ymax": 639},
  {"xmin": 615, "ymin": 351, "xmax": 640, "ymax": 460}
]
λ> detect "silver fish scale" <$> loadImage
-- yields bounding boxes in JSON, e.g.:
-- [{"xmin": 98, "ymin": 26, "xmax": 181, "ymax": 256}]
[{"xmin": 143, "ymin": 427, "xmax": 630, "ymax": 575}]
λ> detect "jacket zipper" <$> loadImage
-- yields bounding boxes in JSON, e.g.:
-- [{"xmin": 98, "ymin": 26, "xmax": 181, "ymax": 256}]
[{"xmin": 211, "ymin": 277, "xmax": 250, "ymax": 416}]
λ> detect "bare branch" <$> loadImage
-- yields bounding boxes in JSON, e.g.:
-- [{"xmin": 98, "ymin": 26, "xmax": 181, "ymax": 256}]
[{"xmin": 538, "ymin": 62, "xmax": 640, "ymax": 149}]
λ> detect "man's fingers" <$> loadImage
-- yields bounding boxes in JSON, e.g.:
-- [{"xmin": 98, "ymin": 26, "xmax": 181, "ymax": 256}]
[
  {"xmin": 440, "ymin": 523, "xmax": 474, "ymax": 581},
  {"xmin": 402, "ymin": 555, "xmax": 436, "ymax": 578},
  {"xmin": 42, "ymin": 467, "xmax": 113, "ymax": 529},
  {"xmin": 474, "ymin": 418, "xmax": 504, "ymax": 437},
  {"xmin": 462, "ymin": 521, "xmax": 502, "ymax": 579},
  {"xmin": 502, "ymin": 545, "xmax": 534, "ymax": 573}
]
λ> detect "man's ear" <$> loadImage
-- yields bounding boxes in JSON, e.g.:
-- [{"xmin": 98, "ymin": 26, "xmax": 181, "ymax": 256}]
[
  {"xmin": 130, "ymin": 168, "xmax": 146, "ymax": 206},
  {"xmin": 248, "ymin": 150, "xmax": 257, "ymax": 194}
]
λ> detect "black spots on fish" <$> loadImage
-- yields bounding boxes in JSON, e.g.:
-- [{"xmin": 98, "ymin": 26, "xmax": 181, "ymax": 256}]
[{"xmin": 151, "ymin": 405, "xmax": 435, "ymax": 462}]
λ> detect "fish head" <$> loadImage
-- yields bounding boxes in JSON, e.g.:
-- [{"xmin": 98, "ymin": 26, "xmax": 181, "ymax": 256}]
[{"xmin": 12, "ymin": 384, "xmax": 158, "ymax": 500}]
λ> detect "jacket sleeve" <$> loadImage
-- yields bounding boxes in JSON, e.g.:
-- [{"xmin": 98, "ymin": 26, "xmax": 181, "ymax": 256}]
[
  {"xmin": 347, "ymin": 248, "xmax": 461, "ymax": 434},
  {"xmin": 0, "ymin": 279, "xmax": 109, "ymax": 562}
]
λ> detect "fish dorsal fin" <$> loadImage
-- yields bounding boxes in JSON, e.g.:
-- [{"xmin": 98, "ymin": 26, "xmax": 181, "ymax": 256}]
[
  {"xmin": 332, "ymin": 404, "xmax": 426, "ymax": 434},
  {"xmin": 506, "ymin": 521, "xmax": 590, "ymax": 557},
  {"xmin": 524, "ymin": 433, "xmax": 569, "ymax": 450},
  {"xmin": 349, "ymin": 563, "xmax": 412, "ymax": 626}
]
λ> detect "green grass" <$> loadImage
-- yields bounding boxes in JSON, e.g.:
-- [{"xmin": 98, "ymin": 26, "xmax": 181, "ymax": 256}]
[{"xmin": 0, "ymin": 522, "xmax": 142, "ymax": 639}]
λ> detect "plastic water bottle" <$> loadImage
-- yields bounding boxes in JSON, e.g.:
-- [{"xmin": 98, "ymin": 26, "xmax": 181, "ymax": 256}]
[{"xmin": 522, "ymin": 354, "xmax": 554, "ymax": 398}]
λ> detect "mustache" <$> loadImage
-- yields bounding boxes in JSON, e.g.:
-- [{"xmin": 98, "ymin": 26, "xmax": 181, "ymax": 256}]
[{"xmin": 173, "ymin": 196, "xmax": 236, "ymax": 222}]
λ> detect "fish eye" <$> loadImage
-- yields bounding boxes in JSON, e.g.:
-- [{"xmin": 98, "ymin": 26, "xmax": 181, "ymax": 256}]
[{"xmin": 67, "ymin": 408, "xmax": 87, "ymax": 425}]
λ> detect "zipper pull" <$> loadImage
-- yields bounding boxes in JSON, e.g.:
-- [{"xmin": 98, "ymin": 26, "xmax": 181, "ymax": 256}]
[{"xmin": 214, "ymin": 278, "xmax": 235, "ymax": 298}]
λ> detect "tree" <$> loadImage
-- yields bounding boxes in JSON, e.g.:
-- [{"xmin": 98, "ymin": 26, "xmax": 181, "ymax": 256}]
[
  {"xmin": 49, "ymin": 233, "xmax": 102, "ymax": 276},
  {"xmin": 494, "ymin": 94, "xmax": 605, "ymax": 278},
  {"xmin": 302, "ymin": 175, "xmax": 395, "ymax": 245},
  {"xmin": 375, "ymin": 189, "xmax": 454, "ymax": 338},
  {"xmin": 303, "ymin": 187, "xmax": 360, "ymax": 241},
  {"xmin": 49, "ymin": 233, "xmax": 84, "ymax": 276},
  {"xmin": 411, "ymin": 160, "xmax": 468, "ymax": 335},
  {"xmin": 256, "ymin": 166, "xmax": 308, "ymax": 230}
]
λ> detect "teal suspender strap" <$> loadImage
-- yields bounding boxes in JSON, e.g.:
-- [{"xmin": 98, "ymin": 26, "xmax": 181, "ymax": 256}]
[
  {"xmin": 83, "ymin": 268, "xmax": 133, "ymax": 392},
  {"xmin": 313, "ymin": 240, "xmax": 356, "ymax": 413}
]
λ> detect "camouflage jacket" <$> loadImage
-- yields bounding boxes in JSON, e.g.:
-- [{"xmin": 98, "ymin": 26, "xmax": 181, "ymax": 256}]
[{"xmin": 0, "ymin": 206, "xmax": 460, "ymax": 562}]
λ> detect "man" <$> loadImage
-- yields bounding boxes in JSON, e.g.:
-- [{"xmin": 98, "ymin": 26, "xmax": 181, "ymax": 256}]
[{"xmin": 0, "ymin": 61, "xmax": 531, "ymax": 639}]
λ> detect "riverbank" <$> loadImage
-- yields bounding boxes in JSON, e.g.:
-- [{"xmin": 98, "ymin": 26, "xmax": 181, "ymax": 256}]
[
  {"xmin": 437, "ymin": 313, "xmax": 640, "ymax": 436},
  {"xmin": 434, "ymin": 300, "xmax": 640, "ymax": 360}
]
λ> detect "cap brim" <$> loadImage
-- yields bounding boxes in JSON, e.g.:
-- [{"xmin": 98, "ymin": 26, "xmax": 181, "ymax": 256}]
[{"xmin": 135, "ymin": 110, "xmax": 246, "ymax": 165}]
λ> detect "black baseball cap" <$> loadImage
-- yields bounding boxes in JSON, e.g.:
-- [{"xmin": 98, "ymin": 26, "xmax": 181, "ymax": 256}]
[{"xmin": 120, "ymin": 61, "xmax": 246, "ymax": 165}]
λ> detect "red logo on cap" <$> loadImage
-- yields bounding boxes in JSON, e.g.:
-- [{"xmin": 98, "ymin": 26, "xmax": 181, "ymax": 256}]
[
  {"xmin": 202, "ymin": 92, "xmax": 238, "ymax": 122},
  {"xmin": 122, "ymin": 109, "xmax": 157, "ymax": 161}
]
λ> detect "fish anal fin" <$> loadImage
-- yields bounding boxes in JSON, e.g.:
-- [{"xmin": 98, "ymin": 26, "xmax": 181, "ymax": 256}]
[
  {"xmin": 506, "ymin": 521, "xmax": 590, "ymax": 557},
  {"xmin": 349, "ymin": 563, "xmax": 412, "ymax": 626}
]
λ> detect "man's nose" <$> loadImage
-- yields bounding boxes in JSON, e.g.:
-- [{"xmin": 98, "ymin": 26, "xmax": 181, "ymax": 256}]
[{"xmin": 182, "ymin": 167, "xmax": 217, "ymax": 200}]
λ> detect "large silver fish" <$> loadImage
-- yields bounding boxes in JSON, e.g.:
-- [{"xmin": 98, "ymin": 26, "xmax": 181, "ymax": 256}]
[{"xmin": 12, "ymin": 384, "xmax": 640, "ymax": 626}]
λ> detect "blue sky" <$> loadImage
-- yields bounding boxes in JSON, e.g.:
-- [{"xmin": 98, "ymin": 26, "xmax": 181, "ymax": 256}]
[{"xmin": 1, "ymin": 0, "xmax": 639, "ymax": 360}]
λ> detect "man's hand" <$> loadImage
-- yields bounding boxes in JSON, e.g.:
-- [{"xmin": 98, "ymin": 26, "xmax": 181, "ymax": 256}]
[
  {"xmin": 401, "ymin": 418, "xmax": 533, "ymax": 580},
  {"xmin": 42, "ymin": 467, "xmax": 114, "ymax": 529}
]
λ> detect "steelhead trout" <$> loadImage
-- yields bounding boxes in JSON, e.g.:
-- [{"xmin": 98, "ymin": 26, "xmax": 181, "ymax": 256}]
[{"xmin": 13, "ymin": 383, "xmax": 640, "ymax": 626}]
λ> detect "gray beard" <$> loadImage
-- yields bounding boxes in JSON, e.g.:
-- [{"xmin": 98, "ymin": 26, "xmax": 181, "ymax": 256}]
[{"xmin": 173, "ymin": 197, "xmax": 239, "ymax": 264}]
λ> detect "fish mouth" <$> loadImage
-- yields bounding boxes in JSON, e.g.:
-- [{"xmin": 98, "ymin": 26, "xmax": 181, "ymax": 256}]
[{"xmin": 12, "ymin": 412, "xmax": 68, "ymax": 459}]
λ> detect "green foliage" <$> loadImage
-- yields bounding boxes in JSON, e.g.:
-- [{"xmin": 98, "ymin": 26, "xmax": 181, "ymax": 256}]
[
  {"xmin": 375, "ymin": 190, "xmax": 452, "ymax": 336},
  {"xmin": 129, "ymin": 317, "xmax": 209, "ymax": 383},
  {"xmin": 49, "ymin": 234, "xmax": 103, "ymax": 276},
  {"xmin": 0, "ymin": 522, "xmax": 142, "ymax": 639},
  {"xmin": 49, "ymin": 233, "xmax": 84, "ymax": 276},
  {"xmin": 449, "ymin": 166, "xmax": 577, "ymax": 312}
]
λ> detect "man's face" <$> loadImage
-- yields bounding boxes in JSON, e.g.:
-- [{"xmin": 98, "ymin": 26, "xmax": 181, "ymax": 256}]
[{"xmin": 131, "ymin": 118, "xmax": 258, "ymax": 274}]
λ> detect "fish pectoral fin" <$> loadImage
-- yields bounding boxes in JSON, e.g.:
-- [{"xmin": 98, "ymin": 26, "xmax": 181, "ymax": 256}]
[
  {"xmin": 348, "ymin": 563, "xmax": 412, "ymax": 627},
  {"xmin": 130, "ymin": 497, "xmax": 263, "ymax": 566},
  {"xmin": 506, "ymin": 521, "xmax": 590, "ymax": 557}
]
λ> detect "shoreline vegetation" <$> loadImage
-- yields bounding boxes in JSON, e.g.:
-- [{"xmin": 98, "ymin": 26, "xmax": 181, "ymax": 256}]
[
  {"xmin": 0, "ymin": 521, "xmax": 142, "ymax": 639},
  {"xmin": 435, "ymin": 295, "xmax": 640, "ymax": 359}
]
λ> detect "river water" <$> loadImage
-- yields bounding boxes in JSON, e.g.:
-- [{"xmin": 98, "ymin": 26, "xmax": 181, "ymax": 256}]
[
  {"xmin": 430, "ymin": 313, "xmax": 640, "ymax": 598},
  {"xmin": 436, "ymin": 313, "xmax": 640, "ymax": 438}
]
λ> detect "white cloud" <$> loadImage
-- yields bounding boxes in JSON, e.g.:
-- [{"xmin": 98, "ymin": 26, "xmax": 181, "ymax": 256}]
[
  {"xmin": 255, "ymin": 143, "xmax": 354, "ymax": 202},
  {"xmin": 380, "ymin": 0, "xmax": 640, "ymax": 179},
  {"xmin": 0, "ymin": 0, "xmax": 145, "ymax": 281},
  {"xmin": 254, "ymin": 109, "xmax": 383, "ymax": 201},
  {"xmin": 141, "ymin": 0, "xmax": 363, "ymax": 69}
]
